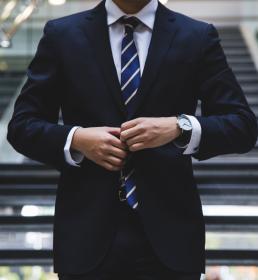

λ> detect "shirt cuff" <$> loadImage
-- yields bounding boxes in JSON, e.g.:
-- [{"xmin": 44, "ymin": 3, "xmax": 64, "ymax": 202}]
[
  {"xmin": 64, "ymin": 126, "xmax": 84, "ymax": 167},
  {"xmin": 174, "ymin": 115, "xmax": 202, "ymax": 155}
]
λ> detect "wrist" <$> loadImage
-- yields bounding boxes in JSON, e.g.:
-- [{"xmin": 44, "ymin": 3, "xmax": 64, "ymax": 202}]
[
  {"xmin": 163, "ymin": 117, "xmax": 181, "ymax": 141},
  {"xmin": 169, "ymin": 116, "xmax": 181, "ymax": 139},
  {"xmin": 71, "ymin": 127, "xmax": 85, "ymax": 153}
]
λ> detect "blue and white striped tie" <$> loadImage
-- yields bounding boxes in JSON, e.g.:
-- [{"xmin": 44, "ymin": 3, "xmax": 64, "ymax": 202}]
[{"xmin": 120, "ymin": 16, "xmax": 141, "ymax": 210}]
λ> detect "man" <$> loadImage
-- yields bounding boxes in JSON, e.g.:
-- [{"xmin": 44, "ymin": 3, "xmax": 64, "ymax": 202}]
[{"xmin": 7, "ymin": 0, "xmax": 257, "ymax": 279}]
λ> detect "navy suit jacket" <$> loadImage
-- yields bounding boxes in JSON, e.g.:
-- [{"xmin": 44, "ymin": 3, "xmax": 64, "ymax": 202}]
[{"xmin": 7, "ymin": 0, "xmax": 257, "ymax": 274}]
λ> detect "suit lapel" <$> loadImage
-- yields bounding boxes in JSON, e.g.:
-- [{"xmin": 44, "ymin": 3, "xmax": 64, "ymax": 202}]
[
  {"xmin": 80, "ymin": 1, "xmax": 178, "ymax": 120},
  {"xmin": 80, "ymin": 1, "xmax": 127, "ymax": 118},
  {"xmin": 127, "ymin": 2, "xmax": 178, "ymax": 120}
]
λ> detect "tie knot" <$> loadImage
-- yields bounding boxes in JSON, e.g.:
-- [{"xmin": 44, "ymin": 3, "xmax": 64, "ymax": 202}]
[{"xmin": 120, "ymin": 16, "xmax": 140, "ymax": 32}]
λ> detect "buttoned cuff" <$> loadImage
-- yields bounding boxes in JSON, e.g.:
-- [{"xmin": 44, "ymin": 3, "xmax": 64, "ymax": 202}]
[
  {"xmin": 174, "ymin": 115, "xmax": 202, "ymax": 155},
  {"xmin": 64, "ymin": 126, "xmax": 84, "ymax": 167}
]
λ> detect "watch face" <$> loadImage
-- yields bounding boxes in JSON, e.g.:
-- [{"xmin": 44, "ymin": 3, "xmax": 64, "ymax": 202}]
[{"xmin": 178, "ymin": 117, "xmax": 192, "ymax": 131}]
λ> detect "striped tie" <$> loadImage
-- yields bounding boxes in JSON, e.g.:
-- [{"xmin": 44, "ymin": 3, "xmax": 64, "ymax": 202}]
[{"xmin": 119, "ymin": 16, "xmax": 140, "ymax": 210}]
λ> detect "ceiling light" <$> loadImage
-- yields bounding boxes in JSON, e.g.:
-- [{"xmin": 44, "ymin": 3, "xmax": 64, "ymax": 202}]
[
  {"xmin": 21, "ymin": 205, "xmax": 39, "ymax": 217},
  {"xmin": 48, "ymin": 0, "xmax": 66, "ymax": 5},
  {"xmin": 0, "ymin": 31, "xmax": 11, "ymax": 48},
  {"xmin": 0, "ymin": 0, "xmax": 17, "ymax": 22},
  {"xmin": 0, "ymin": 39, "xmax": 11, "ymax": 48},
  {"xmin": 159, "ymin": 0, "xmax": 168, "ymax": 4},
  {"xmin": 14, "ymin": 4, "xmax": 34, "ymax": 25}
]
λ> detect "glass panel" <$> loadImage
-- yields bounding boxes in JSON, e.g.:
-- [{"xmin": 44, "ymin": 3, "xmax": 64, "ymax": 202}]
[
  {"xmin": 0, "ymin": 230, "xmax": 52, "ymax": 250},
  {"xmin": 206, "ymin": 232, "xmax": 258, "ymax": 250}
]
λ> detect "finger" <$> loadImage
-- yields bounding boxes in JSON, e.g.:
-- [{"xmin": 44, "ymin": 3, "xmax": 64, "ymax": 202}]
[
  {"xmin": 109, "ymin": 146, "xmax": 128, "ymax": 159},
  {"xmin": 120, "ymin": 125, "xmax": 141, "ymax": 141},
  {"xmin": 106, "ymin": 155, "xmax": 124, "ymax": 167},
  {"xmin": 109, "ymin": 134, "xmax": 128, "ymax": 150},
  {"xmin": 121, "ymin": 118, "xmax": 142, "ymax": 131},
  {"xmin": 101, "ymin": 160, "xmax": 121, "ymax": 171},
  {"xmin": 129, "ymin": 142, "xmax": 145, "ymax": 152},
  {"xmin": 126, "ymin": 135, "xmax": 145, "ymax": 146}
]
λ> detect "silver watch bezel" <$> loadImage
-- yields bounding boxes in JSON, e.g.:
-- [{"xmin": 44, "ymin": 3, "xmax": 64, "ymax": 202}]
[{"xmin": 177, "ymin": 114, "xmax": 193, "ymax": 132}]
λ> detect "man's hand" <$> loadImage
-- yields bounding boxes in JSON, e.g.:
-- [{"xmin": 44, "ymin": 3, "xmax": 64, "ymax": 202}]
[
  {"xmin": 120, "ymin": 117, "xmax": 181, "ymax": 152},
  {"xmin": 71, "ymin": 127, "xmax": 128, "ymax": 171}
]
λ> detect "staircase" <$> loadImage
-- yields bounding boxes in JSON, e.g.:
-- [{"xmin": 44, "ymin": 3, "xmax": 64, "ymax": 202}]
[
  {"xmin": 0, "ymin": 71, "xmax": 24, "ymax": 119},
  {"xmin": 218, "ymin": 27, "xmax": 258, "ymax": 158},
  {"xmin": 193, "ymin": 26, "xmax": 258, "ymax": 210},
  {"xmin": 195, "ymin": 26, "xmax": 258, "ymax": 266},
  {"xmin": 0, "ymin": 57, "xmax": 31, "ymax": 119},
  {"xmin": 222, "ymin": 28, "xmax": 258, "ymax": 121},
  {"xmin": 0, "ymin": 27, "xmax": 258, "ymax": 270},
  {"xmin": 195, "ymin": 26, "xmax": 258, "ymax": 158}
]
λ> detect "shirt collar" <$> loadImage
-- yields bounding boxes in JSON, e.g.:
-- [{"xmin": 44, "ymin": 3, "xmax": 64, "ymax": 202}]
[{"xmin": 105, "ymin": 0, "xmax": 158, "ymax": 30}]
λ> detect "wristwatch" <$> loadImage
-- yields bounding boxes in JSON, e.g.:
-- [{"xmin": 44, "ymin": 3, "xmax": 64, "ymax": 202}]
[{"xmin": 175, "ymin": 114, "xmax": 193, "ymax": 146}]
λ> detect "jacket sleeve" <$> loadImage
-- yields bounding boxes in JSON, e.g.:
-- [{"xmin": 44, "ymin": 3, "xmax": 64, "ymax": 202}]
[
  {"xmin": 7, "ymin": 21, "xmax": 74, "ymax": 171},
  {"xmin": 193, "ymin": 23, "xmax": 258, "ymax": 161}
]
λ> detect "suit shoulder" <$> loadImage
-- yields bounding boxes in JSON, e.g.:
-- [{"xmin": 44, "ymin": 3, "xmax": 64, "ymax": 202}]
[
  {"xmin": 174, "ymin": 11, "xmax": 211, "ymax": 31},
  {"xmin": 164, "ymin": 5, "xmax": 212, "ymax": 34},
  {"xmin": 163, "ymin": 7, "xmax": 219, "ymax": 44}
]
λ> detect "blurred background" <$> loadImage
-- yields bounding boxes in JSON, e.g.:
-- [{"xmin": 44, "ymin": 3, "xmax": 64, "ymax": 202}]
[{"xmin": 0, "ymin": 0, "xmax": 258, "ymax": 279}]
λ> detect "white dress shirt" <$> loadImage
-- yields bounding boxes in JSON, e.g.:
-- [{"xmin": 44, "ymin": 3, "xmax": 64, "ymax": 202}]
[{"xmin": 64, "ymin": 0, "xmax": 202, "ymax": 166}]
